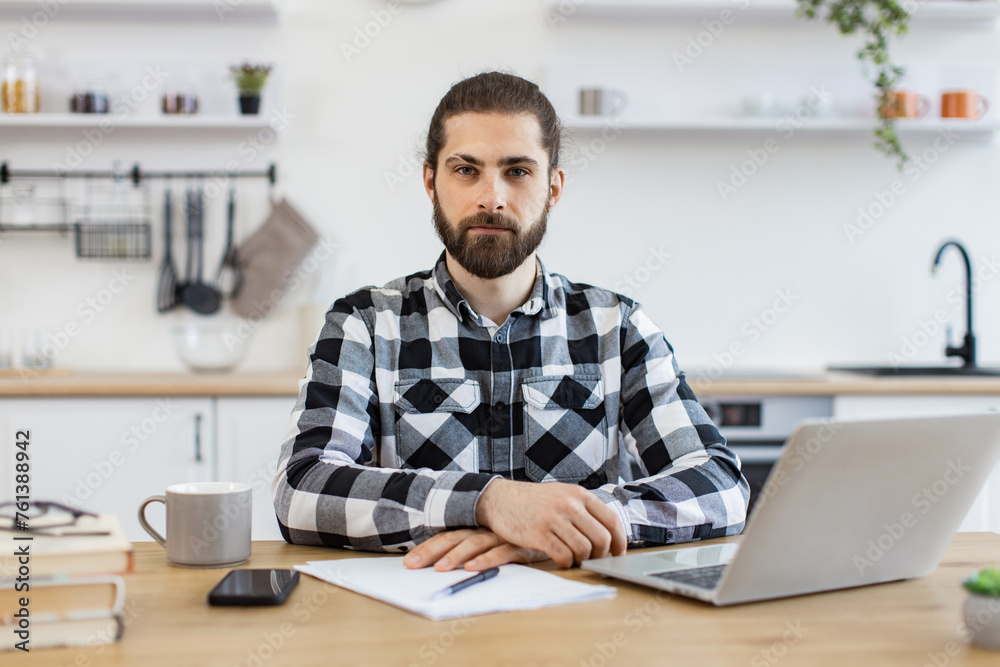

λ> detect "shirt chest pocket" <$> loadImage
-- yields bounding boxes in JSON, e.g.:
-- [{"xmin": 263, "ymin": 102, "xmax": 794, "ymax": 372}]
[
  {"xmin": 522, "ymin": 375, "xmax": 608, "ymax": 487},
  {"xmin": 394, "ymin": 378, "xmax": 481, "ymax": 473}
]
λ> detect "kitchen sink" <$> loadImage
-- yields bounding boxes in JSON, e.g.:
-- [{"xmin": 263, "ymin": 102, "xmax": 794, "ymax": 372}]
[{"xmin": 828, "ymin": 365, "xmax": 1000, "ymax": 377}]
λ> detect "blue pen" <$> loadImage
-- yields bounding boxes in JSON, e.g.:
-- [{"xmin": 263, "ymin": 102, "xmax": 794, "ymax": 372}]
[{"xmin": 431, "ymin": 567, "xmax": 501, "ymax": 601}]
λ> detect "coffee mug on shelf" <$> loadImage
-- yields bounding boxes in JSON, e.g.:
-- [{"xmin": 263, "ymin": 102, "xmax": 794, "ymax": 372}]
[
  {"xmin": 880, "ymin": 90, "xmax": 930, "ymax": 119},
  {"xmin": 941, "ymin": 90, "xmax": 989, "ymax": 119},
  {"xmin": 578, "ymin": 87, "xmax": 628, "ymax": 117},
  {"xmin": 138, "ymin": 482, "xmax": 252, "ymax": 568}
]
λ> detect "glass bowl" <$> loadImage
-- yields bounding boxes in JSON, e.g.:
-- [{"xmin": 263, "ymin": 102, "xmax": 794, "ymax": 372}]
[{"xmin": 171, "ymin": 324, "xmax": 249, "ymax": 373}]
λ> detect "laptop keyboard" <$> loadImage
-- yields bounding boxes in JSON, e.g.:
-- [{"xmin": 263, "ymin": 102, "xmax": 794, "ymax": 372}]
[{"xmin": 649, "ymin": 564, "xmax": 728, "ymax": 590}]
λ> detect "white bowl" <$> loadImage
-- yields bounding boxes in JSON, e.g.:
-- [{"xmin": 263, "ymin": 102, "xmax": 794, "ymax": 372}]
[{"xmin": 171, "ymin": 324, "xmax": 249, "ymax": 373}]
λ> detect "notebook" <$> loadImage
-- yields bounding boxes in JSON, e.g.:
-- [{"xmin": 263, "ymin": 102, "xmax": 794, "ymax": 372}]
[
  {"xmin": 295, "ymin": 556, "xmax": 616, "ymax": 621},
  {"xmin": 0, "ymin": 514, "xmax": 133, "ymax": 579}
]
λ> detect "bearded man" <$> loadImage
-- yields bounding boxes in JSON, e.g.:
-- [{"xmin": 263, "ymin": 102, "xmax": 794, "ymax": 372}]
[{"xmin": 272, "ymin": 72, "xmax": 749, "ymax": 572}]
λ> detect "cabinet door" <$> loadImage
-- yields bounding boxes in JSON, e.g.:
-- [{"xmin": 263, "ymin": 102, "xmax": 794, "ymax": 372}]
[
  {"xmin": 216, "ymin": 397, "xmax": 296, "ymax": 541},
  {"xmin": 0, "ymin": 397, "xmax": 214, "ymax": 542},
  {"xmin": 834, "ymin": 395, "xmax": 1000, "ymax": 534}
]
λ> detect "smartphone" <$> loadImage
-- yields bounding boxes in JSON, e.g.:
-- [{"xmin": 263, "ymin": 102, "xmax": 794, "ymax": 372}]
[{"xmin": 208, "ymin": 569, "xmax": 300, "ymax": 606}]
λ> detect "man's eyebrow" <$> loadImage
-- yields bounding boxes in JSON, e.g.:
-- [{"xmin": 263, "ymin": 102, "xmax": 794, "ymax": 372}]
[
  {"xmin": 498, "ymin": 155, "xmax": 539, "ymax": 168},
  {"xmin": 444, "ymin": 154, "xmax": 484, "ymax": 167}
]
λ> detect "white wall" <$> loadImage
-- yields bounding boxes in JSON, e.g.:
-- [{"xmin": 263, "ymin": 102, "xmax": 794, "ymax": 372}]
[{"xmin": 1, "ymin": 0, "xmax": 998, "ymax": 375}]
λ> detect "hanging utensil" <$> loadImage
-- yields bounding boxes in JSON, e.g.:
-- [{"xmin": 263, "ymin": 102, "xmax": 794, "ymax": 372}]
[
  {"xmin": 156, "ymin": 184, "xmax": 179, "ymax": 312},
  {"xmin": 179, "ymin": 184, "xmax": 221, "ymax": 315},
  {"xmin": 215, "ymin": 185, "xmax": 242, "ymax": 299}
]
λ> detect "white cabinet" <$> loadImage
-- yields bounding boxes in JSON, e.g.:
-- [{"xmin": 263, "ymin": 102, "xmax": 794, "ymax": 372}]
[
  {"xmin": 216, "ymin": 397, "xmax": 295, "ymax": 542},
  {"xmin": 0, "ymin": 397, "xmax": 214, "ymax": 542},
  {"xmin": 834, "ymin": 395, "xmax": 1000, "ymax": 534}
]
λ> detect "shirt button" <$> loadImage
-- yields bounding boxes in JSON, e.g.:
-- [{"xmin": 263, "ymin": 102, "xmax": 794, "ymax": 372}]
[{"xmin": 495, "ymin": 333, "xmax": 504, "ymax": 343}]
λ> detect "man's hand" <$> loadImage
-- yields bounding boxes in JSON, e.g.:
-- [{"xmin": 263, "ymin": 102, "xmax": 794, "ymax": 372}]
[
  {"xmin": 403, "ymin": 528, "xmax": 548, "ymax": 571},
  {"xmin": 474, "ymin": 479, "xmax": 628, "ymax": 568}
]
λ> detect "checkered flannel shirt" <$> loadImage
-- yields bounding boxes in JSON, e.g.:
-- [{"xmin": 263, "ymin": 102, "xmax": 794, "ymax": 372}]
[{"xmin": 272, "ymin": 252, "xmax": 749, "ymax": 552}]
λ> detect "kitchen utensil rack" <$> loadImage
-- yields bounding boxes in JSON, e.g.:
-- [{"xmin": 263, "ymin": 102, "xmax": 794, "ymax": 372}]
[{"xmin": 0, "ymin": 162, "xmax": 278, "ymax": 246}]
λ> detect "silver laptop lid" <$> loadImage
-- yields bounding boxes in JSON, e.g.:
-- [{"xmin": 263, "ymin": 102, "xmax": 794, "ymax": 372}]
[{"xmin": 714, "ymin": 413, "xmax": 1000, "ymax": 605}]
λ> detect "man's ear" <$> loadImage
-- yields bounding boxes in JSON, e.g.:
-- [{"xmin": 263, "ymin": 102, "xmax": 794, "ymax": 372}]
[
  {"xmin": 422, "ymin": 162, "xmax": 436, "ymax": 201},
  {"xmin": 548, "ymin": 167, "xmax": 566, "ymax": 209}
]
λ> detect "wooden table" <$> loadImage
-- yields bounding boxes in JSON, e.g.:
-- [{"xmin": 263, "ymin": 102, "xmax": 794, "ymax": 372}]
[{"xmin": 17, "ymin": 534, "xmax": 1000, "ymax": 666}]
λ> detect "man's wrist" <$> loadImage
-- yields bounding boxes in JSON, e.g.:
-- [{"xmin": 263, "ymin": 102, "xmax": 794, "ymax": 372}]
[{"xmin": 475, "ymin": 477, "xmax": 508, "ymax": 528}]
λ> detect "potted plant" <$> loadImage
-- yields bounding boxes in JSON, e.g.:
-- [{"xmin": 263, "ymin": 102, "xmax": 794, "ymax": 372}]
[
  {"xmin": 230, "ymin": 62, "xmax": 272, "ymax": 115},
  {"xmin": 796, "ymin": 0, "xmax": 910, "ymax": 170},
  {"xmin": 963, "ymin": 568, "xmax": 1000, "ymax": 650}
]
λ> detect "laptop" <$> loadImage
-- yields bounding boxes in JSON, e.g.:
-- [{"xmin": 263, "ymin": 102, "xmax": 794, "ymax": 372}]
[{"xmin": 582, "ymin": 413, "xmax": 1000, "ymax": 605}]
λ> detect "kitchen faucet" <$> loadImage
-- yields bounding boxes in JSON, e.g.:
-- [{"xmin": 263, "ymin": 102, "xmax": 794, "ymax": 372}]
[{"xmin": 932, "ymin": 240, "xmax": 976, "ymax": 367}]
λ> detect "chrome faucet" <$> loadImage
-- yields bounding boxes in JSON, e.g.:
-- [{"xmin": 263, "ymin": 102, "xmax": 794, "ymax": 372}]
[{"xmin": 932, "ymin": 240, "xmax": 976, "ymax": 367}]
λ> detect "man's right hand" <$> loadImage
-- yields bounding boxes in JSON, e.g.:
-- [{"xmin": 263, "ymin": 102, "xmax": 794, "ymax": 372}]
[{"xmin": 474, "ymin": 478, "xmax": 628, "ymax": 568}]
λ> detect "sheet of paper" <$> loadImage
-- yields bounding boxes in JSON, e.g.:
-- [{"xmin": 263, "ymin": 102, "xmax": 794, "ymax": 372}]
[{"xmin": 295, "ymin": 557, "xmax": 616, "ymax": 621}]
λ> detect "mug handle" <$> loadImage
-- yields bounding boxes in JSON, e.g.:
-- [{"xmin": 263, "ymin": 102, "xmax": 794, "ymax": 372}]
[
  {"xmin": 980, "ymin": 96, "xmax": 990, "ymax": 118},
  {"xmin": 917, "ymin": 95, "xmax": 931, "ymax": 119},
  {"xmin": 138, "ymin": 496, "xmax": 167, "ymax": 548},
  {"xmin": 609, "ymin": 90, "xmax": 629, "ymax": 116}
]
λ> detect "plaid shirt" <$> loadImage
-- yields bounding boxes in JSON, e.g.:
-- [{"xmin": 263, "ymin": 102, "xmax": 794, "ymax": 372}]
[{"xmin": 272, "ymin": 252, "xmax": 748, "ymax": 552}]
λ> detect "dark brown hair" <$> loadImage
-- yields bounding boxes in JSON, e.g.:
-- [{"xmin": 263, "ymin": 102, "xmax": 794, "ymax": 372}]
[{"xmin": 424, "ymin": 71, "xmax": 564, "ymax": 176}]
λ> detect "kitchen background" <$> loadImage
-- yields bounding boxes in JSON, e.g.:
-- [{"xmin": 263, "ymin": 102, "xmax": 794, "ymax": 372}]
[{"xmin": 1, "ymin": 0, "xmax": 998, "ymax": 377}]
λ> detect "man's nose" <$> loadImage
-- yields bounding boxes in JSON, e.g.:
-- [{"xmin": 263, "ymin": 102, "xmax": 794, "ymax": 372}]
[{"xmin": 477, "ymin": 174, "xmax": 506, "ymax": 212}]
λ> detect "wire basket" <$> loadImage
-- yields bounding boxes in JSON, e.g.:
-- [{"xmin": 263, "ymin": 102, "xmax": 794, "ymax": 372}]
[
  {"xmin": 0, "ymin": 179, "xmax": 70, "ymax": 231},
  {"xmin": 73, "ymin": 175, "xmax": 152, "ymax": 260}
]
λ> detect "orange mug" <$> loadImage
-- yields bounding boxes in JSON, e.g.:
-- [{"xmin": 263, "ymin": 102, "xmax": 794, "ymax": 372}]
[
  {"xmin": 880, "ymin": 90, "xmax": 930, "ymax": 119},
  {"xmin": 941, "ymin": 90, "xmax": 989, "ymax": 119}
]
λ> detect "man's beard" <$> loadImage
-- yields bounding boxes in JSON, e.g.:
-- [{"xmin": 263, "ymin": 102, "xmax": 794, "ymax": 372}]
[{"xmin": 432, "ymin": 197, "xmax": 548, "ymax": 280}]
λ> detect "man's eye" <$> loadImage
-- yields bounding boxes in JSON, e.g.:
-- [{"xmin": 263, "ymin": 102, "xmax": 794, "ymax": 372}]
[
  {"xmin": 509, "ymin": 168, "xmax": 528, "ymax": 177},
  {"xmin": 457, "ymin": 166, "xmax": 476, "ymax": 176}
]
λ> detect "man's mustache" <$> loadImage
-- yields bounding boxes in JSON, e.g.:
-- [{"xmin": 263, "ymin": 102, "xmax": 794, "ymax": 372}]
[{"xmin": 460, "ymin": 212, "xmax": 518, "ymax": 232}]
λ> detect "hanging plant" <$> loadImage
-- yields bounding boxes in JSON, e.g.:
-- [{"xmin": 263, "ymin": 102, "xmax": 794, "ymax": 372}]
[{"xmin": 796, "ymin": 0, "xmax": 911, "ymax": 169}]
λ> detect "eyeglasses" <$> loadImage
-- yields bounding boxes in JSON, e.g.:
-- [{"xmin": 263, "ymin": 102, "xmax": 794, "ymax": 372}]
[{"xmin": 0, "ymin": 500, "xmax": 111, "ymax": 536}]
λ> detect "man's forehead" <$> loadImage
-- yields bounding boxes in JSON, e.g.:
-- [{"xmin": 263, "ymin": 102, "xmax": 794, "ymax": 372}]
[{"xmin": 439, "ymin": 112, "xmax": 546, "ymax": 159}]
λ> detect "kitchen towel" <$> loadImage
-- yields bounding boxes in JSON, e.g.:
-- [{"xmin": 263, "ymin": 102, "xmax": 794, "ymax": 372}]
[
  {"xmin": 295, "ymin": 557, "xmax": 616, "ymax": 621},
  {"xmin": 232, "ymin": 198, "xmax": 319, "ymax": 319}
]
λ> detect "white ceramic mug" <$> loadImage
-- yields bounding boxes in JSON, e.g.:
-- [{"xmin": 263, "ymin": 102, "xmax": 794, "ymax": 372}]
[
  {"xmin": 138, "ymin": 482, "xmax": 252, "ymax": 568},
  {"xmin": 579, "ymin": 87, "xmax": 628, "ymax": 116}
]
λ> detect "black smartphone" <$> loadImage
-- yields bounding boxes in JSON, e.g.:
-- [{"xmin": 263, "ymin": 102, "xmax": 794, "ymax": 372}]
[{"xmin": 208, "ymin": 569, "xmax": 300, "ymax": 606}]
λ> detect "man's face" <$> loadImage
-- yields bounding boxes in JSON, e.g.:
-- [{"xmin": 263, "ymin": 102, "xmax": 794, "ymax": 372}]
[{"xmin": 424, "ymin": 112, "xmax": 563, "ymax": 280}]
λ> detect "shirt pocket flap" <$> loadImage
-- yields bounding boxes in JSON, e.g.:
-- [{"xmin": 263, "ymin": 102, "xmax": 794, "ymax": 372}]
[
  {"xmin": 522, "ymin": 375, "xmax": 604, "ymax": 411},
  {"xmin": 394, "ymin": 378, "xmax": 480, "ymax": 414}
]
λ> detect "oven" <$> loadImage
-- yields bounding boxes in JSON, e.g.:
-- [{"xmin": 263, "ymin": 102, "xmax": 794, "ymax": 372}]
[{"xmin": 701, "ymin": 396, "xmax": 834, "ymax": 515}]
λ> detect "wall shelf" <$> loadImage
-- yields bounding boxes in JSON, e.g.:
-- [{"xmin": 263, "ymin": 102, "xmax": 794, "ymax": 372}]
[
  {"xmin": 546, "ymin": 0, "xmax": 1000, "ymax": 29},
  {"xmin": 0, "ymin": 0, "xmax": 281, "ymax": 23},
  {"xmin": 562, "ymin": 116, "xmax": 1000, "ymax": 141},
  {"xmin": 0, "ymin": 113, "xmax": 276, "ymax": 132}
]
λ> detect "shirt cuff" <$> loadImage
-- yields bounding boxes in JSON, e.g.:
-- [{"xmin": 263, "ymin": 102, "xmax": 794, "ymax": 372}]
[
  {"xmin": 590, "ymin": 488, "xmax": 635, "ymax": 546},
  {"xmin": 423, "ymin": 472, "xmax": 498, "ymax": 530}
]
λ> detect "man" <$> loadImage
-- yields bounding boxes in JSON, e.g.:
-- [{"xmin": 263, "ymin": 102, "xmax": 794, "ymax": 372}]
[{"xmin": 272, "ymin": 72, "xmax": 748, "ymax": 573}]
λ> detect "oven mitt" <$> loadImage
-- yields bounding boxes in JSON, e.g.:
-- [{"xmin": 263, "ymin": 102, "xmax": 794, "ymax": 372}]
[{"xmin": 232, "ymin": 198, "xmax": 318, "ymax": 319}]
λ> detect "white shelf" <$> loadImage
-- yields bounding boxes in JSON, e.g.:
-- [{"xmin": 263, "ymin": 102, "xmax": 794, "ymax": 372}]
[
  {"xmin": 0, "ymin": 113, "xmax": 275, "ymax": 131},
  {"xmin": 563, "ymin": 116, "xmax": 1000, "ymax": 140},
  {"xmin": 0, "ymin": 0, "xmax": 281, "ymax": 23},
  {"xmin": 547, "ymin": 0, "xmax": 1000, "ymax": 28}
]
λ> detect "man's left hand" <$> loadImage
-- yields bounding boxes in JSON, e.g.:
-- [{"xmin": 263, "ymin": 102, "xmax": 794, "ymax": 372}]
[{"xmin": 403, "ymin": 528, "xmax": 548, "ymax": 571}]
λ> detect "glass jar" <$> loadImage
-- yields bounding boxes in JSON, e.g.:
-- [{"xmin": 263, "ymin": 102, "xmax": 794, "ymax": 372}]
[{"xmin": 2, "ymin": 54, "xmax": 41, "ymax": 114}]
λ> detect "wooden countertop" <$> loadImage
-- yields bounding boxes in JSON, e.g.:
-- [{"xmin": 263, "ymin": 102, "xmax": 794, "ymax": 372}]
[
  {"xmin": 0, "ymin": 370, "xmax": 304, "ymax": 397},
  {"xmin": 3, "ymin": 369, "xmax": 1000, "ymax": 397},
  {"xmin": 14, "ymin": 534, "xmax": 1000, "ymax": 666}
]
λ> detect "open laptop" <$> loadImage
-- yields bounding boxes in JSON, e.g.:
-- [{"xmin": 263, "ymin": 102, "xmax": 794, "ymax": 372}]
[{"xmin": 582, "ymin": 413, "xmax": 1000, "ymax": 605}]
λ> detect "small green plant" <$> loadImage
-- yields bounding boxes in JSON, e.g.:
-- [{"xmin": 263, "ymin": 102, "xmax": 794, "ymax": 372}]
[
  {"xmin": 230, "ymin": 62, "xmax": 273, "ymax": 96},
  {"xmin": 796, "ymin": 0, "xmax": 910, "ymax": 170},
  {"xmin": 963, "ymin": 568, "xmax": 1000, "ymax": 596}
]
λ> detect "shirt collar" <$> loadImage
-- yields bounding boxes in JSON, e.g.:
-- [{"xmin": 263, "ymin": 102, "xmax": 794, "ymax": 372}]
[{"xmin": 431, "ymin": 251, "xmax": 558, "ymax": 323}]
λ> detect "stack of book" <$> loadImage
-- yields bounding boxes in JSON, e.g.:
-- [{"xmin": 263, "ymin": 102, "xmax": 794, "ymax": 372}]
[{"xmin": 1, "ymin": 514, "xmax": 134, "ymax": 651}]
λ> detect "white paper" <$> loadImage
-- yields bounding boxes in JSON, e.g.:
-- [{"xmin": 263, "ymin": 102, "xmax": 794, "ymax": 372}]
[{"xmin": 294, "ymin": 557, "xmax": 616, "ymax": 621}]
